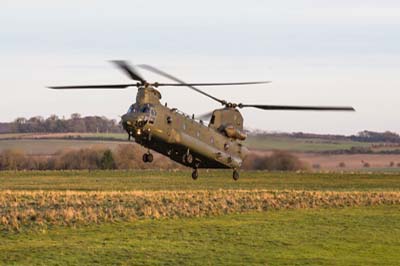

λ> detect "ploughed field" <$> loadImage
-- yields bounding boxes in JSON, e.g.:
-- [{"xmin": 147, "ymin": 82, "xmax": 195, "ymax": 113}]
[{"xmin": 1, "ymin": 170, "xmax": 400, "ymax": 265}]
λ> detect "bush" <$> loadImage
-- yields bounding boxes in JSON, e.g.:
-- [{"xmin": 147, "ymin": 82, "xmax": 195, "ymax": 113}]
[
  {"xmin": 0, "ymin": 149, "xmax": 28, "ymax": 170},
  {"xmin": 338, "ymin": 162, "xmax": 346, "ymax": 168},
  {"xmin": 53, "ymin": 148, "xmax": 105, "ymax": 170},
  {"xmin": 114, "ymin": 144, "xmax": 145, "ymax": 169},
  {"xmin": 100, "ymin": 150, "xmax": 116, "ymax": 170},
  {"xmin": 312, "ymin": 164, "xmax": 321, "ymax": 169},
  {"xmin": 243, "ymin": 151, "xmax": 306, "ymax": 171}
]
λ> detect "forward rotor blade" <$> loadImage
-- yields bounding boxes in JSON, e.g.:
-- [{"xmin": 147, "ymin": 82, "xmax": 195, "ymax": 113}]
[
  {"xmin": 138, "ymin": 64, "xmax": 226, "ymax": 105},
  {"xmin": 111, "ymin": 60, "xmax": 146, "ymax": 83},
  {"xmin": 155, "ymin": 81, "xmax": 271, "ymax": 86},
  {"xmin": 239, "ymin": 104, "xmax": 355, "ymax": 111},
  {"xmin": 48, "ymin": 84, "xmax": 134, "ymax": 89}
]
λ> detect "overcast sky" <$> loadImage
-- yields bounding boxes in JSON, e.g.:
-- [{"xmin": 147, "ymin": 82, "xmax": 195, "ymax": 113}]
[{"xmin": 1, "ymin": 0, "xmax": 399, "ymax": 134}]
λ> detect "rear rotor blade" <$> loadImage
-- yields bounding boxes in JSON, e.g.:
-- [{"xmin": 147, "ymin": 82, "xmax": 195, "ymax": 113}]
[
  {"xmin": 239, "ymin": 104, "xmax": 355, "ymax": 111},
  {"xmin": 111, "ymin": 60, "xmax": 146, "ymax": 83},
  {"xmin": 138, "ymin": 64, "xmax": 226, "ymax": 105},
  {"xmin": 48, "ymin": 84, "xmax": 134, "ymax": 89},
  {"xmin": 155, "ymin": 81, "xmax": 271, "ymax": 87}
]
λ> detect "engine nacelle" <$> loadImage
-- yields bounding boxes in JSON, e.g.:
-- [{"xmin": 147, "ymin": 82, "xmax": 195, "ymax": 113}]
[{"xmin": 224, "ymin": 124, "xmax": 247, "ymax": 140}]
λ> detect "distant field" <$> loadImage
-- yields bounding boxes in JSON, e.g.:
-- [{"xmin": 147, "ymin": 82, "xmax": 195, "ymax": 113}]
[
  {"xmin": 0, "ymin": 132, "xmax": 374, "ymax": 153},
  {"xmin": 245, "ymin": 135, "xmax": 372, "ymax": 151},
  {"xmin": 0, "ymin": 139, "xmax": 127, "ymax": 154},
  {"xmin": 0, "ymin": 132, "xmax": 126, "ymax": 140}
]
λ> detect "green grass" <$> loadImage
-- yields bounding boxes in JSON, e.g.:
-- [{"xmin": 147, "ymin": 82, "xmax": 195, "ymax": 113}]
[
  {"xmin": 1, "ymin": 206, "xmax": 399, "ymax": 266},
  {"xmin": 1, "ymin": 170, "xmax": 400, "ymax": 191}
]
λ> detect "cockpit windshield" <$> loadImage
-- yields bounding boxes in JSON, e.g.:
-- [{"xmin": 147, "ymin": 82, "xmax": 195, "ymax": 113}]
[
  {"xmin": 140, "ymin": 105, "xmax": 151, "ymax": 113},
  {"xmin": 127, "ymin": 104, "xmax": 139, "ymax": 114},
  {"xmin": 127, "ymin": 103, "xmax": 154, "ymax": 115}
]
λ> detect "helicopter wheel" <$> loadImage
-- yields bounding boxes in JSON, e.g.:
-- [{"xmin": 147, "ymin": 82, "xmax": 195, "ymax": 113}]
[
  {"xmin": 143, "ymin": 153, "xmax": 153, "ymax": 163},
  {"xmin": 192, "ymin": 169, "xmax": 198, "ymax": 180},
  {"xmin": 232, "ymin": 170, "xmax": 239, "ymax": 181},
  {"xmin": 147, "ymin": 153, "xmax": 153, "ymax": 163}
]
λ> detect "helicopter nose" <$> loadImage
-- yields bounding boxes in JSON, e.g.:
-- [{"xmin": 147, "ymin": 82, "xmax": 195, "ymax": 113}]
[
  {"xmin": 121, "ymin": 114, "xmax": 130, "ymax": 124},
  {"xmin": 121, "ymin": 113, "xmax": 134, "ymax": 130},
  {"xmin": 122, "ymin": 113, "xmax": 148, "ymax": 130}
]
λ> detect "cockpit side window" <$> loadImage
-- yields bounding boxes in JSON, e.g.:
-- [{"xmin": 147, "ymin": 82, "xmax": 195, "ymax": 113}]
[{"xmin": 127, "ymin": 104, "xmax": 138, "ymax": 113}]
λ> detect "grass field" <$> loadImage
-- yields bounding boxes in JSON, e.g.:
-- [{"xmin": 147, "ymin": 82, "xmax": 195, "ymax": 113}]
[
  {"xmin": 1, "ymin": 206, "xmax": 399, "ymax": 266},
  {"xmin": 1, "ymin": 170, "xmax": 400, "ymax": 265},
  {"xmin": 1, "ymin": 170, "xmax": 400, "ymax": 191}
]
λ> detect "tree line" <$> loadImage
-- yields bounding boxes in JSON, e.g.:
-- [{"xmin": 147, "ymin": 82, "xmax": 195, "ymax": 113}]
[
  {"xmin": 7, "ymin": 114, "xmax": 123, "ymax": 134},
  {"xmin": 349, "ymin": 130, "xmax": 400, "ymax": 143}
]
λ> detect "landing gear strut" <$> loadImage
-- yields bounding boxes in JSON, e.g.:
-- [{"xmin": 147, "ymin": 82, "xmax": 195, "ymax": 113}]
[
  {"xmin": 233, "ymin": 169, "xmax": 239, "ymax": 181},
  {"xmin": 192, "ymin": 169, "xmax": 198, "ymax": 180},
  {"xmin": 183, "ymin": 153, "xmax": 194, "ymax": 165},
  {"xmin": 142, "ymin": 152, "xmax": 153, "ymax": 163}
]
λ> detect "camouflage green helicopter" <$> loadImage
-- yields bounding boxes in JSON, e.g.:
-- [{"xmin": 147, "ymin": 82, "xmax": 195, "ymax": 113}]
[{"xmin": 49, "ymin": 61, "xmax": 355, "ymax": 180}]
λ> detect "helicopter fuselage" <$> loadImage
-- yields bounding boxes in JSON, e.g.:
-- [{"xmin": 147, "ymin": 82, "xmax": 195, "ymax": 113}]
[{"xmin": 122, "ymin": 86, "xmax": 249, "ymax": 169}]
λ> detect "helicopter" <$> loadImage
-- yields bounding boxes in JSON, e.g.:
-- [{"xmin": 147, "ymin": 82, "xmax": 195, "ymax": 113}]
[{"xmin": 49, "ymin": 60, "xmax": 355, "ymax": 180}]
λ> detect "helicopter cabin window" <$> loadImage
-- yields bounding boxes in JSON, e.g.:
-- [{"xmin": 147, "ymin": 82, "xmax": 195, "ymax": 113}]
[
  {"xmin": 196, "ymin": 131, "xmax": 200, "ymax": 138},
  {"xmin": 183, "ymin": 123, "xmax": 187, "ymax": 131},
  {"xmin": 224, "ymin": 143, "xmax": 229, "ymax": 150},
  {"xmin": 210, "ymin": 137, "xmax": 214, "ymax": 144},
  {"xmin": 166, "ymin": 116, "xmax": 172, "ymax": 124}
]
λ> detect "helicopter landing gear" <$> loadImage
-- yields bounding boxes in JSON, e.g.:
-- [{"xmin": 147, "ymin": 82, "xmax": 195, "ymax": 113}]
[
  {"xmin": 183, "ymin": 153, "xmax": 194, "ymax": 165},
  {"xmin": 192, "ymin": 169, "xmax": 198, "ymax": 180},
  {"xmin": 232, "ymin": 169, "xmax": 239, "ymax": 181},
  {"xmin": 128, "ymin": 132, "xmax": 133, "ymax": 141},
  {"xmin": 142, "ymin": 152, "xmax": 153, "ymax": 163}
]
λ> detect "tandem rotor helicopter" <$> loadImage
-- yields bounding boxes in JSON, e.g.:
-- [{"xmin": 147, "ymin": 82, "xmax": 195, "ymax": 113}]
[{"xmin": 49, "ymin": 61, "xmax": 355, "ymax": 180}]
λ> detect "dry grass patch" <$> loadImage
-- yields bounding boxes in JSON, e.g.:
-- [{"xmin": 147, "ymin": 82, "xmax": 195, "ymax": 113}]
[{"xmin": 1, "ymin": 190, "xmax": 400, "ymax": 231}]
